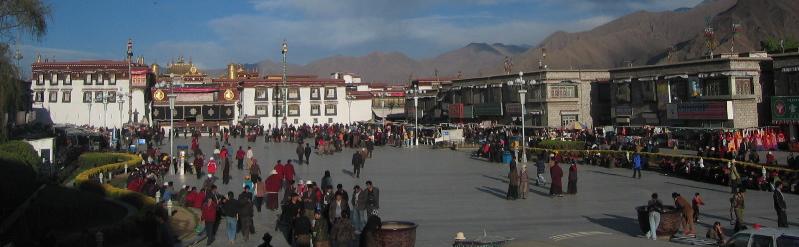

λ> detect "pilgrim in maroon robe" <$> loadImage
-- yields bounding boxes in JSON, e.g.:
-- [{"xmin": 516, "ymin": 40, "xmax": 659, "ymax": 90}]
[
  {"xmin": 549, "ymin": 161, "xmax": 564, "ymax": 196},
  {"xmin": 265, "ymin": 171, "xmax": 282, "ymax": 210}
]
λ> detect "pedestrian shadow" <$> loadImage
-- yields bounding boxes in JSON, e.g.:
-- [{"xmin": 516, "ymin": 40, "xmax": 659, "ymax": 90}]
[
  {"xmin": 481, "ymin": 174, "xmax": 552, "ymax": 198},
  {"xmin": 589, "ymin": 170, "xmax": 631, "ymax": 178},
  {"xmin": 482, "ymin": 174, "xmax": 509, "ymax": 184},
  {"xmin": 342, "ymin": 169, "xmax": 355, "ymax": 177},
  {"xmin": 663, "ymin": 181, "xmax": 730, "ymax": 194},
  {"xmin": 475, "ymin": 186, "xmax": 507, "ymax": 199},
  {"xmin": 583, "ymin": 214, "xmax": 642, "ymax": 236},
  {"xmin": 756, "ymin": 216, "xmax": 799, "ymax": 227},
  {"xmin": 526, "ymin": 185, "xmax": 554, "ymax": 198}
]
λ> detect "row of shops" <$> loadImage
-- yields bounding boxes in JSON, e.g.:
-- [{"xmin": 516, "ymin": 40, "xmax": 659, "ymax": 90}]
[{"xmin": 405, "ymin": 51, "xmax": 799, "ymax": 143}]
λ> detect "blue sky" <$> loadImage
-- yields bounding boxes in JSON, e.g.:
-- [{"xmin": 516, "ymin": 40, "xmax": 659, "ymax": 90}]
[{"xmin": 19, "ymin": 0, "xmax": 703, "ymax": 70}]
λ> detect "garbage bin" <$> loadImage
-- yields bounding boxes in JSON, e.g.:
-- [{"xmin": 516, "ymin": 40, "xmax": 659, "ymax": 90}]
[
  {"xmin": 502, "ymin": 151, "xmax": 512, "ymax": 164},
  {"xmin": 636, "ymin": 205, "xmax": 680, "ymax": 237},
  {"xmin": 378, "ymin": 221, "xmax": 418, "ymax": 247}
]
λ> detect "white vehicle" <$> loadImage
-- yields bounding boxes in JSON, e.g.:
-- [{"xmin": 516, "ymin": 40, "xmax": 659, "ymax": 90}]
[{"xmin": 724, "ymin": 227, "xmax": 799, "ymax": 247}]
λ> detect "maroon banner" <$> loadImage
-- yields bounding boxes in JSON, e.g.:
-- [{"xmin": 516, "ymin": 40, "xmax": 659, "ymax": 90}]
[{"xmin": 449, "ymin": 103, "xmax": 464, "ymax": 118}]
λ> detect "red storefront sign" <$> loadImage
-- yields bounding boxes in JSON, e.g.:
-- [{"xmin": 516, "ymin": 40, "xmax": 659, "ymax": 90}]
[
  {"xmin": 449, "ymin": 103, "xmax": 464, "ymax": 118},
  {"xmin": 666, "ymin": 101, "xmax": 733, "ymax": 120}
]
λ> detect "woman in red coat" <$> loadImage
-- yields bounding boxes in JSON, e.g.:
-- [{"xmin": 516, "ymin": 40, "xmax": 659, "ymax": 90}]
[{"xmin": 201, "ymin": 197, "xmax": 218, "ymax": 245}]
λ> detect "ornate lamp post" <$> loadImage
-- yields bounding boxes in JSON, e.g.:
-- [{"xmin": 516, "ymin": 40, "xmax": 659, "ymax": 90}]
[
  {"xmin": 87, "ymin": 97, "xmax": 93, "ymax": 126},
  {"xmin": 516, "ymin": 72, "xmax": 528, "ymax": 163},
  {"xmin": 281, "ymin": 40, "xmax": 288, "ymax": 127},
  {"xmin": 156, "ymin": 74, "xmax": 184, "ymax": 173},
  {"xmin": 346, "ymin": 95, "xmax": 356, "ymax": 124},
  {"xmin": 410, "ymin": 88, "xmax": 424, "ymax": 146},
  {"xmin": 117, "ymin": 88, "xmax": 126, "ymax": 150}
]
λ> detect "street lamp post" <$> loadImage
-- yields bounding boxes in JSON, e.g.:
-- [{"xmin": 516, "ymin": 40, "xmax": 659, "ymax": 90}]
[
  {"xmin": 157, "ymin": 74, "xmax": 184, "ymax": 174},
  {"xmin": 346, "ymin": 95, "xmax": 355, "ymax": 124},
  {"xmin": 281, "ymin": 40, "xmax": 288, "ymax": 127},
  {"xmin": 103, "ymin": 94, "xmax": 110, "ymax": 128},
  {"xmin": 117, "ymin": 89, "xmax": 126, "ymax": 150},
  {"xmin": 87, "ymin": 100, "xmax": 93, "ymax": 126},
  {"xmin": 412, "ymin": 89, "xmax": 423, "ymax": 146},
  {"xmin": 509, "ymin": 71, "xmax": 529, "ymax": 163},
  {"xmin": 127, "ymin": 38, "xmax": 134, "ymax": 124}
]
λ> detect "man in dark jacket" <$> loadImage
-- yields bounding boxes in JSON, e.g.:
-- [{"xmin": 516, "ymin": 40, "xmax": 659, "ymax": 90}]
[
  {"xmin": 366, "ymin": 139, "xmax": 374, "ymax": 158},
  {"xmin": 536, "ymin": 153, "xmax": 547, "ymax": 186},
  {"xmin": 239, "ymin": 197, "xmax": 255, "ymax": 241},
  {"xmin": 365, "ymin": 181, "xmax": 379, "ymax": 217},
  {"xmin": 304, "ymin": 143, "xmax": 312, "ymax": 165},
  {"xmin": 279, "ymin": 193, "xmax": 303, "ymax": 245},
  {"xmin": 296, "ymin": 143, "xmax": 305, "ymax": 165},
  {"xmin": 293, "ymin": 212, "xmax": 312, "ymax": 247},
  {"xmin": 222, "ymin": 192, "xmax": 240, "ymax": 243},
  {"xmin": 351, "ymin": 185, "xmax": 366, "ymax": 232},
  {"xmin": 774, "ymin": 182, "xmax": 788, "ymax": 227},
  {"xmin": 352, "ymin": 151, "xmax": 364, "ymax": 178}
]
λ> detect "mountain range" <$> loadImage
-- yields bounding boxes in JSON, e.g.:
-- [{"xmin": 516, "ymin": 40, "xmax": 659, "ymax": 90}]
[{"xmin": 226, "ymin": 0, "xmax": 799, "ymax": 83}]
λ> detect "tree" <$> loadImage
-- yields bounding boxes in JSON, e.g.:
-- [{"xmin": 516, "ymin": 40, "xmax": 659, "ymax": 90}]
[
  {"xmin": 761, "ymin": 37, "xmax": 799, "ymax": 54},
  {"xmin": 0, "ymin": 0, "xmax": 50, "ymax": 142}
]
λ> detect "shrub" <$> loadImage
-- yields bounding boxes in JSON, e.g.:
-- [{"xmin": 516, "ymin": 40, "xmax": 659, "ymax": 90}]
[
  {"xmin": 535, "ymin": 140, "xmax": 586, "ymax": 150},
  {"xmin": 0, "ymin": 141, "xmax": 42, "ymax": 171},
  {"xmin": 0, "ymin": 156, "xmax": 40, "ymax": 220},
  {"xmin": 73, "ymin": 153, "xmax": 155, "ymax": 209}
]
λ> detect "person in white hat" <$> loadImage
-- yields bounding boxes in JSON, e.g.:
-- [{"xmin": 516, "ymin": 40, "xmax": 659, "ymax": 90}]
[{"xmin": 454, "ymin": 232, "xmax": 466, "ymax": 241}]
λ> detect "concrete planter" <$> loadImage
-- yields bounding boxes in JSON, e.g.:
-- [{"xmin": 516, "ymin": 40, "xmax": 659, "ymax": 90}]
[{"xmin": 378, "ymin": 221, "xmax": 418, "ymax": 247}]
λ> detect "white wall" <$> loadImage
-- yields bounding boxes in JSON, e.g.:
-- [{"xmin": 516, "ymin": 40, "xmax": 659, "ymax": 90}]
[
  {"xmin": 241, "ymin": 86, "xmax": 356, "ymax": 127},
  {"xmin": 31, "ymin": 76, "xmax": 131, "ymax": 128},
  {"xmin": 24, "ymin": 137, "xmax": 54, "ymax": 163},
  {"xmin": 350, "ymin": 98, "xmax": 373, "ymax": 123}
]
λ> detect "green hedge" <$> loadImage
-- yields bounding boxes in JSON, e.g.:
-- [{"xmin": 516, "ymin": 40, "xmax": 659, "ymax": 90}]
[
  {"xmin": 74, "ymin": 153, "xmax": 155, "ymax": 208},
  {"xmin": 534, "ymin": 140, "xmax": 586, "ymax": 150},
  {"xmin": 0, "ymin": 141, "xmax": 42, "ymax": 172}
]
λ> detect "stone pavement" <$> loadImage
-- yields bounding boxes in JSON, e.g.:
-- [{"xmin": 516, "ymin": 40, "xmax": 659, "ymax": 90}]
[{"xmin": 159, "ymin": 137, "xmax": 799, "ymax": 247}]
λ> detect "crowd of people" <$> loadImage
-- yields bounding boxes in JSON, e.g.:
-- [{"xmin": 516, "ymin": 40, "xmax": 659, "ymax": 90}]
[
  {"xmin": 89, "ymin": 121, "xmax": 798, "ymax": 246},
  {"xmin": 117, "ymin": 121, "xmax": 397, "ymax": 247}
]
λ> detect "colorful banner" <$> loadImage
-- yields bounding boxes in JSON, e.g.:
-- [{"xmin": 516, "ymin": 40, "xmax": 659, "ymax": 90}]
[
  {"xmin": 772, "ymin": 96, "xmax": 799, "ymax": 124},
  {"xmin": 666, "ymin": 101, "xmax": 733, "ymax": 120}
]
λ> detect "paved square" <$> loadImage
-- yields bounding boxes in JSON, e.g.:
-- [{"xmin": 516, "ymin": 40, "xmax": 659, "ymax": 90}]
[{"xmin": 160, "ymin": 137, "xmax": 798, "ymax": 247}]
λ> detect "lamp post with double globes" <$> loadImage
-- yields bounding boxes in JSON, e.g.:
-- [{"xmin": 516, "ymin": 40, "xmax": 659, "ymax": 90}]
[
  {"xmin": 346, "ymin": 95, "xmax": 356, "ymax": 124},
  {"xmin": 156, "ymin": 74, "xmax": 184, "ymax": 173},
  {"xmin": 509, "ymin": 71, "xmax": 529, "ymax": 163},
  {"xmin": 117, "ymin": 88, "xmax": 126, "ymax": 150},
  {"xmin": 517, "ymin": 72, "xmax": 529, "ymax": 163}
]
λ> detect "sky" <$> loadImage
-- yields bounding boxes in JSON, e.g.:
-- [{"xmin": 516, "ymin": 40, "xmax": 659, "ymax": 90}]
[{"xmin": 17, "ymin": 0, "xmax": 704, "ymax": 71}]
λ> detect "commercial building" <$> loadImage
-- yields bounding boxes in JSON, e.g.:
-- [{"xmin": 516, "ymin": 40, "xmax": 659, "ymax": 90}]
[
  {"xmin": 770, "ymin": 52, "xmax": 799, "ymax": 141},
  {"xmin": 608, "ymin": 52, "xmax": 771, "ymax": 128},
  {"xmin": 368, "ymin": 83, "xmax": 406, "ymax": 120},
  {"xmin": 405, "ymin": 78, "xmax": 453, "ymax": 123},
  {"xmin": 30, "ymin": 56, "xmax": 151, "ymax": 128},
  {"xmin": 445, "ymin": 70, "xmax": 608, "ymax": 128}
]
